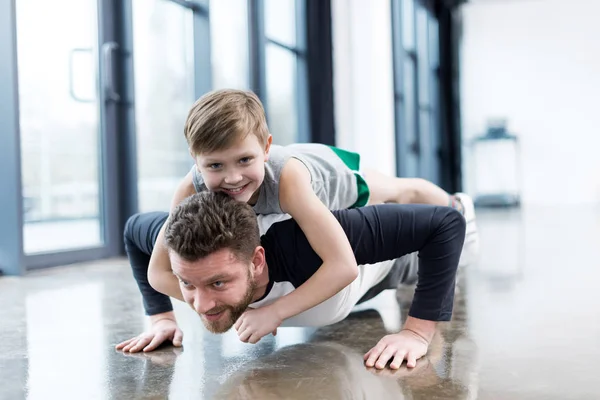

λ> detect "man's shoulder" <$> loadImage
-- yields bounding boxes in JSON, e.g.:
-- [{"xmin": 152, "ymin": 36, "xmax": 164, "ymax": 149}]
[{"xmin": 257, "ymin": 213, "xmax": 293, "ymax": 236}]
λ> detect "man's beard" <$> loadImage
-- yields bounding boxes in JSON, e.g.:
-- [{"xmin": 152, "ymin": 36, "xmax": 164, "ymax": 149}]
[{"xmin": 201, "ymin": 275, "xmax": 257, "ymax": 334}]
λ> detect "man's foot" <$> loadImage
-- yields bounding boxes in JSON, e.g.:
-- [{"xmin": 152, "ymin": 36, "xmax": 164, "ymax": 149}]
[{"xmin": 453, "ymin": 193, "xmax": 479, "ymax": 268}]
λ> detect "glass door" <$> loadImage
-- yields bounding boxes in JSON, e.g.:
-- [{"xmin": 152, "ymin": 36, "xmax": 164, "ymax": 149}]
[
  {"xmin": 131, "ymin": 0, "xmax": 197, "ymax": 213},
  {"xmin": 15, "ymin": 0, "xmax": 126, "ymax": 268},
  {"xmin": 16, "ymin": 0, "xmax": 104, "ymax": 255}
]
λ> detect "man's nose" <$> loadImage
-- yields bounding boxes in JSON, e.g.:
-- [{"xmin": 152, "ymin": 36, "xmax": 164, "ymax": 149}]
[{"xmin": 192, "ymin": 290, "xmax": 217, "ymax": 314}]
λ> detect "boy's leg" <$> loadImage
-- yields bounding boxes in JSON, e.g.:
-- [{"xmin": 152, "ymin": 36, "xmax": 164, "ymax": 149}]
[
  {"xmin": 363, "ymin": 168, "xmax": 453, "ymax": 207},
  {"xmin": 123, "ymin": 211, "xmax": 172, "ymax": 315},
  {"xmin": 362, "ymin": 168, "xmax": 479, "ymax": 265}
]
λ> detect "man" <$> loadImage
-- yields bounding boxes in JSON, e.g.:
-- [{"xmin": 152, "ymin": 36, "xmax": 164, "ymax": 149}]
[{"xmin": 118, "ymin": 192, "xmax": 469, "ymax": 370}]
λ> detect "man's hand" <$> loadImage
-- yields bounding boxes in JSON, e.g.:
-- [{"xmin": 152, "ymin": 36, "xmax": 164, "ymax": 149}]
[
  {"xmin": 363, "ymin": 329, "xmax": 429, "ymax": 370},
  {"xmin": 234, "ymin": 306, "xmax": 282, "ymax": 344},
  {"xmin": 115, "ymin": 312, "xmax": 183, "ymax": 353}
]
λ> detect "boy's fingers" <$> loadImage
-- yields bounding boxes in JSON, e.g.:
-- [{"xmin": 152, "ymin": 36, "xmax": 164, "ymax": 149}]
[{"xmin": 238, "ymin": 328, "xmax": 252, "ymax": 343}]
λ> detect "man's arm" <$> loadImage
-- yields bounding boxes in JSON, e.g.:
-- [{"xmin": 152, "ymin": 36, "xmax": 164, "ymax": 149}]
[
  {"xmin": 332, "ymin": 204, "xmax": 466, "ymax": 322},
  {"xmin": 336, "ymin": 203, "xmax": 465, "ymax": 369},
  {"xmin": 274, "ymin": 203, "xmax": 465, "ymax": 368}
]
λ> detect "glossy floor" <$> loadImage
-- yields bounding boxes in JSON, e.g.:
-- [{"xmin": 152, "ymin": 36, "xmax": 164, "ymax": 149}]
[{"xmin": 1, "ymin": 206, "xmax": 599, "ymax": 399}]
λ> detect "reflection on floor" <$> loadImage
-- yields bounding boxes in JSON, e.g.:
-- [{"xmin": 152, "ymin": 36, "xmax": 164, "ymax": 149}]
[{"xmin": 1, "ymin": 206, "xmax": 600, "ymax": 399}]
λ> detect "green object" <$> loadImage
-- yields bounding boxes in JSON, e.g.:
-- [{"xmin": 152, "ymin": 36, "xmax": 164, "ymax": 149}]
[{"xmin": 328, "ymin": 146, "xmax": 370, "ymax": 208}]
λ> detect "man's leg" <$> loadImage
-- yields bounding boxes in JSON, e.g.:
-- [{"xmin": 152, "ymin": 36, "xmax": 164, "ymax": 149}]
[
  {"xmin": 356, "ymin": 253, "xmax": 418, "ymax": 305},
  {"xmin": 123, "ymin": 211, "xmax": 171, "ymax": 315},
  {"xmin": 355, "ymin": 209, "xmax": 480, "ymax": 307},
  {"xmin": 332, "ymin": 204, "xmax": 466, "ymax": 321}
]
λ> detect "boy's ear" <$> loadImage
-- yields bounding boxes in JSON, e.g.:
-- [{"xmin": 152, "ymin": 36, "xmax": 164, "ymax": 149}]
[{"xmin": 264, "ymin": 135, "xmax": 273, "ymax": 161}]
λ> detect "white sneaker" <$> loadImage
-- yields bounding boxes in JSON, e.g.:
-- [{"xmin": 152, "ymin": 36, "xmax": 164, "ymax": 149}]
[{"xmin": 454, "ymin": 192, "xmax": 480, "ymax": 267}]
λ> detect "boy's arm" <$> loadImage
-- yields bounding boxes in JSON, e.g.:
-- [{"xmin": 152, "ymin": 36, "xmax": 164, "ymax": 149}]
[
  {"xmin": 235, "ymin": 158, "xmax": 358, "ymax": 344},
  {"xmin": 272, "ymin": 158, "xmax": 359, "ymax": 318},
  {"xmin": 147, "ymin": 170, "xmax": 197, "ymax": 302}
]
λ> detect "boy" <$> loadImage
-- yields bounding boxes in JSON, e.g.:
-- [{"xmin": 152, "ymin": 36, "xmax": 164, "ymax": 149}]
[{"xmin": 147, "ymin": 89, "xmax": 476, "ymax": 344}]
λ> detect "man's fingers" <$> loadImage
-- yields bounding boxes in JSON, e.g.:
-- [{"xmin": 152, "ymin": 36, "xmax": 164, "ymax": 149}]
[
  {"xmin": 375, "ymin": 347, "xmax": 399, "ymax": 369},
  {"xmin": 172, "ymin": 329, "xmax": 183, "ymax": 347},
  {"xmin": 365, "ymin": 344, "xmax": 385, "ymax": 368},
  {"xmin": 143, "ymin": 335, "xmax": 166, "ymax": 352},
  {"xmin": 122, "ymin": 338, "xmax": 140, "ymax": 352},
  {"xmin": 129, "ymin": 336, "xmax": 152, "ymax": 353},
  {"xmin": 406, "ymin": 352, "xmax": 418, "ymax": 368},
  {"xmin": 389, "ymin": 350, "xmax": 408, "ymax": 370},
  {"xmin": 116, "ymin": 338, "xmax": 135, "ymax": 350}
]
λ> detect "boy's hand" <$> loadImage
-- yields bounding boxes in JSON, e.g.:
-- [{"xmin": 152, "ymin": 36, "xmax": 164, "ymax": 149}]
[
  {"xmin": 234, "ymin": 306, "xmax": 282, "ymax": 344},
  {"xmin": 115, "ymin": 313, "xmax": 183, "ymax": 353},
  {"xmin": 363, "ymin": 329, "xmax": 429, "ymax": 370}
]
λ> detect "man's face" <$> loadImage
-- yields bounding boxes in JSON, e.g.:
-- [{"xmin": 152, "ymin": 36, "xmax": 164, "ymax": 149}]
[
  {"xmin": 171, "ymin": 248, "xmax": 259, "ymax": 333},
  {"xmin": 194, "ymin": 134, "xmax": 271, "ymax": 204}
]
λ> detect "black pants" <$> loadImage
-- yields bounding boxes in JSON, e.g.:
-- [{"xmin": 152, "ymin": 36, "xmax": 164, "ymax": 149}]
[
  {"xmin": 124, "ymin": 211, "xmax": 172, "ymax": 315},
  {"xmin": 124, "ymin": 204, "xmax": 465, "ymax": 320}
]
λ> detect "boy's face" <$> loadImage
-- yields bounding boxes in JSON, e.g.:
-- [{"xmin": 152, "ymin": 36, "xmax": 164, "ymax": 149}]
[{"xmin": 195, "ymin": 134, "xmax": 271, "ymax": 204}]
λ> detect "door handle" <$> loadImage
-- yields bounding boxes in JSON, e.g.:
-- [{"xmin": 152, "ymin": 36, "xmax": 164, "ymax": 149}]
[
  {"xmin": 102, "ymin": 42, "xmax": 120, "ymax": 102},
  {"xmin": 68, "ymin": 48, "xmax": 95, "ymax": 103}
]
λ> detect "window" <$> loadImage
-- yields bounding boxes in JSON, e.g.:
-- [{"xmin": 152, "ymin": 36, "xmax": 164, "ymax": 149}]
[{"xmin": 260, "ymin": 0, "xmax": 308, "ymax": 145}]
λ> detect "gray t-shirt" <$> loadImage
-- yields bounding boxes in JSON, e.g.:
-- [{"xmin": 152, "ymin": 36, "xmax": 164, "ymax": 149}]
[{"xmin": 191, "ymin": 143, "xmax": 361, "ymax": 213}]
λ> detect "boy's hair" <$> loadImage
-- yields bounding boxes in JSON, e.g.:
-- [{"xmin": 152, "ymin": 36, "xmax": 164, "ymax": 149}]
[
  {"xmin": 164, "ymin": 191, "xmax": 260, "ymax": 263},
  {"xmin": 184, "ymin": 89, "xmax": 270, "ymax": 155}
]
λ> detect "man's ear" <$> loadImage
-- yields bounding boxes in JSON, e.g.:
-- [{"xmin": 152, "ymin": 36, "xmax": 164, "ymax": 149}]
[
  {"xmin": 251, "ymin": 246, "xmax": 266, "ymax": 275},
  {"xmin": 264, "ymin": 135, "xmax": 272, "ymax": 161}
]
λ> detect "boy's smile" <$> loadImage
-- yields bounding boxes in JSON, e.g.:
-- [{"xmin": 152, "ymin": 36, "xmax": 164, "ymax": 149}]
[{"xmin": 195, "ymin": 134, "xmax": 271, "ymax": 204}]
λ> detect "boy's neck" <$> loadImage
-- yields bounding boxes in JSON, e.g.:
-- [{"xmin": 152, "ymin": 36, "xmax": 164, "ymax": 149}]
[{"xmin": 248, "ymin": 187, "xmax": 260, "ymax": 206}]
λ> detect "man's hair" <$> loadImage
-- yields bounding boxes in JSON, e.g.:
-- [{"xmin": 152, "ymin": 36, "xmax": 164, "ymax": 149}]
[
  {"xmin": 184, "ymin": 89, "xmax": 270, "ymax": 155},
  {"xmin": 164, "ymin": 192, "xmax": 260, "ymax": 262}
]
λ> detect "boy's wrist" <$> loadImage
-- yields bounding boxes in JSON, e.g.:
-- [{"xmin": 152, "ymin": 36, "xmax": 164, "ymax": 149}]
[{"xmin": 268, "ymin": 300, "xmax": 290, "ymax": 322}]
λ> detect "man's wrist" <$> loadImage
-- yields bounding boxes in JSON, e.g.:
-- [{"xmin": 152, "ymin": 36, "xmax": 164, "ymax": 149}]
[
  {"xmin": 149, "ymin": 311, "xmax": 177, "ymax": 324},
  {"xmin": 402, "ymin": 316, "xmax": 436, "ymax": 344}
]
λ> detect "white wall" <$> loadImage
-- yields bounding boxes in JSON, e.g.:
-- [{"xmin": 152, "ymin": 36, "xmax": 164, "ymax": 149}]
[
  {"xmin": 331, "ymin": 0, "xmax": 396, "ymax": 176},
  {"xmin": 461, "ymin": 0, "xmax": 600, "ymax": 205}
]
